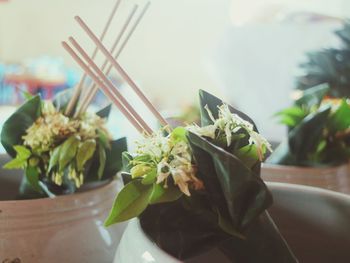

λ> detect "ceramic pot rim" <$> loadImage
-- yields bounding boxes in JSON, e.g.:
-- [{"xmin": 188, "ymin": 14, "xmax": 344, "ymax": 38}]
[
  {"xmin": 267, "ymin": 182, "xmax": 350, "ymax": 200},
  {"xmin": 0, "ymin": 178, "xmax": 121, "ymax": 227},
  {"xmin": 262, "ymin": 162, "xmax": 350, "ymax": 174},
  {"xmin": 127, "ymin": 182, "xmax": 350, "ymax": 263}
]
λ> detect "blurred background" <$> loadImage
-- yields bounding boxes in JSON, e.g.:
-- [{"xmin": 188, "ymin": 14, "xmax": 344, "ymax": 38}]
[{"xmin": 0, "ymin": 0, "xmax": 348, "ymax": 147}]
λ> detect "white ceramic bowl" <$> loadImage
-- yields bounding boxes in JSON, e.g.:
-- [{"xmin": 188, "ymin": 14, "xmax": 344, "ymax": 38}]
[
  {"xmin": 115, "ymin": 183, "xmax": 350, "ymax": 263},
  {"xmin": 0, "ymin": 155, "xmax": 126, "ymax": 263}
]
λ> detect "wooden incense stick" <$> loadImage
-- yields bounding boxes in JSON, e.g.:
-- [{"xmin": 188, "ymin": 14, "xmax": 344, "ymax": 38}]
[
  {"xmin": 104, "ymin": 2, "xmax": 152, "ymax": 77},
  {"xmin": 76, "ymin": 4, "xmax": 139, "ymax": 116},
  {"xmin": 79, "ymin": 1, "xmax": 151, "ymax": 114},
  {"xmin": 75, "ymin": 15, "xmax": 171, "ymax": 129},
  {"xmin": 65, "ymin": 0, "xmax": 122, "ymax": 116},
  {"xmin": 77, "ymin": 2, "xmax": 150, "ymax": 115},
  {"xmin": 62, "ymin": 41, "xmax": 147, "ymax": 134},
  {"xmin": 68, "ymin": 37, "xmax": 154, "ymax": 135}
]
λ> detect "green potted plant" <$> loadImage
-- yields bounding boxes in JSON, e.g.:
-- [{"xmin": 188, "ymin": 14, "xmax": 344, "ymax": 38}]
[
  {"xmin": 264, "ymin": 84, "xmax": 350, "ymax": 193},
  {"xmin": 263, "ymin": 22, "xmax": 350, "ymax": 193},
  {"xmin": 0, "ymin": 90, "xmax": 127, "ymax": 262}
]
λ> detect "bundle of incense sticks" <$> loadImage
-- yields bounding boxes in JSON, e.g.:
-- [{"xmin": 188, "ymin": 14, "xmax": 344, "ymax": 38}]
[{"xmin": 63, "ymin": 0, "xmax": 169, "ymax": 135}]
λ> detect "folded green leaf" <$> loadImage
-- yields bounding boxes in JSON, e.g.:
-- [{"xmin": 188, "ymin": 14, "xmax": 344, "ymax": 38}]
[
  {"xmin": 199, "ymin": 89, "xmax": 258, "ymax": 132},
  {"xmin": 4, "ymin": 158, "xmax": 26, "ymax": 169},
  {"xmin": 59, "ymin": 135, "xmax": 80, "ymax": 171},
  {"xmin": 275, "ymin": 106, "xmax": 307, "ymax": 127},
  {"xmin": 48, "ymin": 145, "xmax": 61, "ymax": 172},
  {"xmin": 188, "ymin": 132, "xmax": 272, "ymax": 230},
  {"xmin": 104, "ymin": 180, "xmax": 153, "ymax": 226},
  {"xmin": 295, "ymin": 84, "xmax": 329, "ymax": 108},
  {"xmin": 98, "ymin": 144, "xmax": 106, "ymax": 180},
  {"xmin": 76, "ymin": 139, "xmax": 96, "ymax": 172},
  {"xmin": 25, "ymin": 166, "xmax": 42, "ymax": 193},
  {"xmin": 4, "ymin": 145, "xmax": 32, "ymax": 169},
  {"xmin": 122, "ymin": 152, "xmax": 133, "ymax": 173},
  {"xmin": 1, "ymin": 95, "xmax": 41, "ymax": 157},
  {"xmin": 102, "ymin": 137, "xmax": 127, "ymax": 179},
  {"xmin": 141, "ymin": 168, "xmax": 157, "ymax": 185},
  {"xmin": 98, "ymin": 130, "xmax": 111, "ymax": 149},
  {"xmin": 149, "ymin": 183, "xmax": 183, "ymax": 204},
  {"xmin": 96, "ymin": 104, "xmax": 112, "ymax": 119},
  {"xmin": 170, "ymin": 126, "xmax": 188, "ymax": 143},
  {"xmin": 328, "ymin": 99, "xmax": 350, "ymax": 132},
  {"xmin": 234, "ymin": 144, "xmax": 260, "ymax": 169},
  {"xmin": 288, "ymin": 107, "xmax": 331, "ymax": 162},
  {"xmin": 53, "ymin": 89, "xmax": 77, "ymax": 114}
]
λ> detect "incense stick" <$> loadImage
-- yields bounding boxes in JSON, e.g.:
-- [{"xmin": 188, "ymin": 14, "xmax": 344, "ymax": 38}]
[
  {"xmin": 65, "ymin": 0, "xmax": 122, "ymax": 116},
  {"xmin": 76, "ymin": 4, "xmax": 139, "ymax": 116},
  {"xmin": 75, "ymin": 15, "xmax": 171, "ymax": 128},
  {"xmin": 68, "ymin": 37, "xmax": 153, "ymax": 135},
  {"xmin": 62, "ymin": 41, "xmax": 147, "ymax": 134}
]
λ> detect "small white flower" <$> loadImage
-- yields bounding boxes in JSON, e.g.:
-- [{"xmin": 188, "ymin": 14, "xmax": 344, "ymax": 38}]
[
  {"xmin": 187, "ymin": 124, "xmax": 216, "ymax": 139},
  {"xmin": 187, "ymin": 103, "xmax": 272, "ymax": 160},
  {"xmin": 133, "ymin": 131, "xmax": 204, "ymax": 196}
]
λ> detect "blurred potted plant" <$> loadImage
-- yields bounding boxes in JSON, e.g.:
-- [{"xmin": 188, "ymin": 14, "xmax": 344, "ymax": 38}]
[
  {"xmin": 0, "ymin": 90, "xmax": 127, "ymax": 262},
  {"xmin": 264, "ymin": 84, "xmax": 350, "ymax": 193},
  {"xmin": 297, "ymin": 22, "xmax": 350, "ymax": 98},
  {"xmin": 263, "ymin": 22, "xmax": 350, "ymax": 193}
]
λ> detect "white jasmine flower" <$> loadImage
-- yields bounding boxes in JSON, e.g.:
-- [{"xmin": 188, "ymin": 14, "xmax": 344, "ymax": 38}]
[
  {"xmin": 187, "ymin": 124, "xmax": 216, "ymax": 139},
  {"xmin": 21, "ymin": 101, "xmax": 110, "ymax": 188},
  {"xmin": 187, "ymin": 103, "xmax": 272, "ymax": 161},
  {"xmin": 133, "ymin": 130, "xmax": 204, "ymax": 196}
]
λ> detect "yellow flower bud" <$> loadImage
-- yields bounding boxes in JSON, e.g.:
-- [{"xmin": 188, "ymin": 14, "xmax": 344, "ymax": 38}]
[{"xmin": 130, "ymin": 164, "xmax": 152, "ymax": 179}]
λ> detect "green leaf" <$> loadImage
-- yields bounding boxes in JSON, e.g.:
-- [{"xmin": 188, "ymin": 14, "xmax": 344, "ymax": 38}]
[
  {"xmin": 23, "ymin": 91, "xmax": 34, "ymax": 100},
  {"xmin": 275, "ymin": 106, "xmax": 307, "ymax": 127},
  {"xmin": 133, "ymin": 154, "xmax": 152, "ymax": 163},
  {"xmin": 76, "ymin": 139, "xmax": 96, "ymax": 171},
  {"xmin": 25, "ymin": 166, "xmax": 42, "ymax": 193},
  {"xmin": 288, "ymin": 107, "xmax": 331, "ymax": 162},
  {"xmin": 3, "ymin": 157, "xmax": 27, "ymax": 169},
  {"xmin": 149, "ymin": 183, "xmax": 183, "ymax": 204},
  {"xmin": 59, "ymin": 135, "xmax": 80, "ymax": 171},
  {"xmin": 141, "ymin": 168, "xmax": 157, "ymax": 185},
  {"xmin": 234, "ymin": 144, "xmax": 260, "ymax": 169},
  {"xmin": 170, "ymin": 126, "xmax": 187, "ymax": 143},
  {"xmin": 48, "ymin": 145, "xmax": 62, "ymax": 172},
  {"xmin": 102, "ymin": 137, "xmax": 127, "ymax": 179},
  {"xmin": 98, "ymin": 144, "xmax": 106, "ymax": 180},
  {"xmin": 1, "ymin": 95, "xmax": 42, "ymax": 157},
  {"xmin": 188, "ymin": 132, "xmax": 272, "ymax": 229},
  {"xmin": 295, "ymin": 84, "xmax": 330, "ymax": 108},
  {"xmin": 3, "ymin": 145, "xmax": 32, "ymax": 169},
  {"xmin": 98, "ymin": 130, "xmax": 110, "ymax": 149},
  {"xmin": 96, "ymin": 104, "xmax": 112, "ymax": 119},
  {"xmin": 104, "ymin": 180, "xmax": 153, "ymax": 226},
  {"xmin": 216, "ymin": 206, "xmax": 245, "ymax": 239},
  {"xmin": 14, "ymin": 145, "xmax": 32, "ymax": 159},
  {"xmin": 122, "ymin": 152, "xmax": 133, "ymax": 172},
  {"xmin": 199, "ymin": 89, "xmax": 258, "ymax": 132},
  {"xmin": 275, "ymin": 106, "xmax": 306, "ymax": 118},
  {"xmin": 18, "ymin": 176, "xmax": 46, "ymax": 199},
  {"xmin": 53, "ymin": 88, "xmax": 76, "ymax": 114},
  {"xmin": 131, "ymin": 164, "xmax": 152, "ymax": 179},
  {"xmin": 328, "ymin": 99, "xmax": 350, "ymax": 131},
  {"xmin": 85, "ymin": 138, "xmax": 127, "ymax": 182}
]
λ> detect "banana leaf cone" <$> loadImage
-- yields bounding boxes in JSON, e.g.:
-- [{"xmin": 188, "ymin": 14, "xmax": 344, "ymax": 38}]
[{"xmin": 139, "ymin": 90, "xmax": 298, "ymax": 262}]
